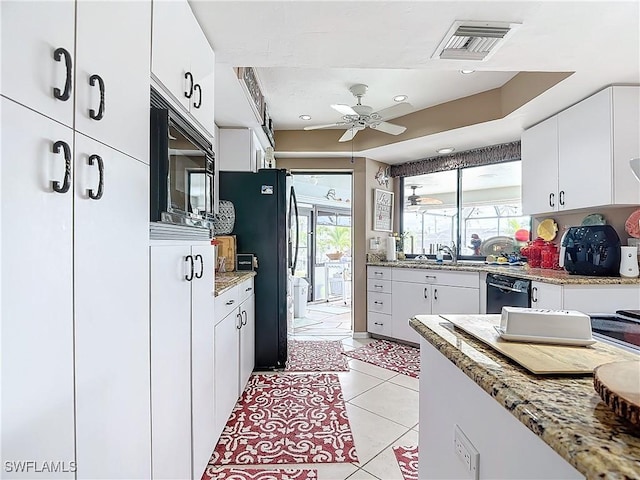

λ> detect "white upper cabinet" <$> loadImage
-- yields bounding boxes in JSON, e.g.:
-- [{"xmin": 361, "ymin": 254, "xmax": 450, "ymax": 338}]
[
  {"xmin": 522, "ymin": 86, "xmax": 640, "ymax": 215},
  {"xmin": 219, "ymin": 128, "xmax": 265, "ymax": 172},
  {"xmin": 1, "ymin": 1, "xmax": 76, "ymax": 127},
  {"xmin": 152, "ymin": 0, "xmax": 215, "ymax": 137},
  {"xmin": 75, "ymin": 1, "xmax": 151, "ymax": 163},
  {"xmin": 521, "ymin": 116, "xmax": 559, "ymax": 214}
]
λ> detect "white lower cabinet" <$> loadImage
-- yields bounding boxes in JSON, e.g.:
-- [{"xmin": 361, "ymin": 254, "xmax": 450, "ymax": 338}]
[
  {"xmin": 214, "ymin": 278, "xmax": 255, "ymax": 440},
  {"xmin": 531, "ymin": 281, "xmax": 563, "ymax": 310},
  {"xmin": 391, "ymin": 281, "xmax": 430, "ymax": 343},
  {"xmin": 431, "ymin": 284, "xmax": 480, "ymax": 315},
  {"xmin": 150, "ymin": 243, "xmax": 215, "ymax": 480}
]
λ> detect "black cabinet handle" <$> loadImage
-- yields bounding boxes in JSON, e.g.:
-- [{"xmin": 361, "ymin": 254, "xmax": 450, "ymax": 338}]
[
  {"xmin": 184, "ymin": 72, "xmax": 194, "ymax": 98},
  {"xmin": 374, "ymin": 284, "xmax": 383, "ymax": 289},
  {"xmin": 236, "ymin": 313, "xmax": 242, "ymax": 330},
  {"xmin": 373, "ymin": 272, "xmax": 383, "ymax": 276},
  {"xmin": 87, "ymin": 154, "xmax": 104, "ymax": 200},
  {"xmin": 193, "ymin": 84, "xmax": 202, "ymax": 109},
  {"xmin": 423, "ymin": 287, "xmax": 428, "ymax": 299},
  {"xmin": 52, "ymin": 140, "xmax": 71, "ymax": 193},
  {"xmin": 434, "ymin": 288, "xmax": 438, "ymax": 301},
  {"xmin": 185, "ymin": 255, "xmax": 194, "ymax": 282},
  {"xmin": 373, "ymin": 301, "xmax": 383, "ymax": 305},
  {"xmin": 246, "ymin": 287, "xmax": 252, "ymax": 292},
  {"xmin": 531, "ymin": 286, "xmax": 538, "ymax": 303},
  {"xmin": 241, "ymin": 310, "xmax": 247, "ymax": 326},
  {"xmin": 549, "ymin": 192, "xmax": 555, "ymax": 208},
  {"xmin": 225, "ymin": 299, "xmax": 235, "ymax": 306},
  {"xmin": 374, "ymin": 322, "xmax": 384, "ymax": 326},
  {"xmin": 559, "ymin": 190, "xmax": 565, "ymax": 206},
  {"xmin": 89, "ymin": 74, "xmax": 105, "ymax": 120},
  {"xmin": 194, "ymin": 254, "xmax": 203, "ymax": 279},
  {"xmin": 53, "ymin": 47, "xmax": 72, "ymax": 101}
]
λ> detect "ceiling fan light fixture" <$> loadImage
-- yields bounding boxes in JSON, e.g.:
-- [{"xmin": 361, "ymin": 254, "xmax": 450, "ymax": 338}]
[
  {"xmin": 437, "ymin": 147, "xmax": 455, "ymax": 154},
  {"xmin": 299, "ymin": 114, "xmax": 312, "ymax": 120},
  {"xmin": 393, "ymin": 95, "xmax": 408, "ymax": 102}
]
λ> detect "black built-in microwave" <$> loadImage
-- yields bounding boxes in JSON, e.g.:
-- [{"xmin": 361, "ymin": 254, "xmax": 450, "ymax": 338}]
[{"xmin": 150, "ymin": 87, "xmax": 214, "ymax": 230}]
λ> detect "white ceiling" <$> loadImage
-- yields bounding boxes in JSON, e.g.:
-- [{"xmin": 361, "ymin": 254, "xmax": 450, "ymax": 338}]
[{"xmin": 190, "ymin": 0, "xmax": 640, "ymax": 165}]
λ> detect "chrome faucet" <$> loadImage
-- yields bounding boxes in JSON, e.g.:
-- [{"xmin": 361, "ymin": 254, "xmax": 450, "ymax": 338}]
[{"xmin": 440, "ymin": 242, "xmax": 457, "ymax": 264}]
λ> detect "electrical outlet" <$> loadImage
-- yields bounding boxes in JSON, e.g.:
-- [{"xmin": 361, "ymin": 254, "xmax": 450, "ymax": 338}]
[{"xmin": 454, "ymin": 425, "xmax": 479, "ymax": 480}]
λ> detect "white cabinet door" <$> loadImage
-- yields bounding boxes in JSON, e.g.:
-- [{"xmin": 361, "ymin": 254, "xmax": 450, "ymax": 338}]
[
  {"xmin": 0, "ymin": 1, "xmax": 75, "ymax": 127},
  {"xmin": 214, "ymin": 309, "xmax": 241, "ymax": 438},
  {"xmin": 612, "ymin": 86, "xmax": 640, "ymax": 205},
  {"xmin": 149, "ymin": 245, "xmax": 193, "ymax": 480},
  {"xmin": 75, "ymin": 0, "xmax": 151, "ymax": 163},
  {"xmin": 431, "ymin": 285, "xmax": 480, "ymax": 315},
  {"xmin": 239, "ymin": 295, "xmax": 256, "ymax": 393},
  {"xmin": 558, "ymin": 88, "xmax": 612, "ymax": 210},
  {"xmin": 1, "ymin": 99, "xmax": 75, "ymax": 477},
  {"xmin": 73, "ymin": 134, "xmax": 151, "ymax": 480},
  {"xmin": 189, "ymin": 21, "xmax": 215, "ymax": 136},
  {"xmin": 391, "ymin": 281, "xmax": 430, "ymax": 343},
  {"xmin": 191, "ymin": 245, "xmax": 216, "ymax": 479},
  {"xmin": 219, "ymin": 129, "xmax": 255, "ymax": 172},
  {"xmin": 531, "ymin": 281, "xmax": 563, "ymax": 310},
  {"xmin": 563, "ymin": 285, "xmax": 640, "ymax": 314},
  {"xmin": 521, "ymin": 115, "xmax": 559, "ymax": 215},
  {"xmin": 151, "ymin": 0, "xmax": 192, "ymax": 112}
]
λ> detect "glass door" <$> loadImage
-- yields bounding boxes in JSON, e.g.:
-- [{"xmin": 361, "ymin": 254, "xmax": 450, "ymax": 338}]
[{"xmin": 295, "ymin": 207, "xmax": 314, "ymax": 301}]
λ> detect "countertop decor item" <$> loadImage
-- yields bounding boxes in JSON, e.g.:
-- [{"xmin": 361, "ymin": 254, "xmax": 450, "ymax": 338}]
[
  {"xmin": 479, "ymin": 236, "xmax": 516, "ymax": 256},
  {"xmin": 593, "ymin": 360, "xmax": 640, "ymax": 427},
  {"xmin": 537, "ymin": 218, "xmax": 558, "ymax": 241},
  {"xmin": 625, "ymin": 208, "xmax": 640, "ymax": 238},
  {"xmin": 581, "ymin": 213, "xmax": 606, "ymax": 226},
  {"xmin": 213, "ymin": 200, "xmax": 235, "ymax": 235},
  {"xmin": 619, "ymin": 246, "xmax": 639, "ymax": 277}
]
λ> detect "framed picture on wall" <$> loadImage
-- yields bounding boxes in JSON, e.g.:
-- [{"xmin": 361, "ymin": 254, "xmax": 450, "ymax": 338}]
[{"xmin": 373, "ymin": 189, "xmax": 394, "ymax": 232}]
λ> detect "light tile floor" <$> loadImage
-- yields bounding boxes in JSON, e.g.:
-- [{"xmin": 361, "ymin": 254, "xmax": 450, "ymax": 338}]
[
  {"xmin": 291, "ymin": 300, "xmax": 353, "ymax": 336},
  {"xmin": 215, "ymin": 336, "xmax": 419, "ymax": 480}
]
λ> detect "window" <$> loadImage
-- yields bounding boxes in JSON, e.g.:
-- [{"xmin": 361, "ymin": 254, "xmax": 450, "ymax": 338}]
[{"xmin": 401, "ymin": 161, "xmax": 530, "ymax": 258}]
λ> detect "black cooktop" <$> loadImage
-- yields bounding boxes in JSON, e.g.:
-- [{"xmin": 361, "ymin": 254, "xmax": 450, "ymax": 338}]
[{"xmin": 590, "ymin": 310, "xmax": 640, "ymax": 350}]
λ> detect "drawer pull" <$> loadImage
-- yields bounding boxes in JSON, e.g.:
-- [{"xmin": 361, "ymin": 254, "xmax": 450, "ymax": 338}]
[
  {"xmin": 374, "ymin": 322, "xmax": 384, "ymax": 326},
  {"xmin": 425, "ymin": 275, "xmax": 437, "ymax": 280},
  {"xmin": 373, "ymin": 272, "xmax": 384, "ymax": 276},
  {"xmin": 374, "ymin": 301, "xmax": 383, "ymax": 305},
  {"xmin": 245, "ymin": 287, "xmax": 253, "ymax": 292},
  {"xmin": 374, "ymin": 284, "xmax": 383, "ymax": 289},
  {"xmin": 225, "ymin": 299, "xmax": 235, "ymax": 306}
]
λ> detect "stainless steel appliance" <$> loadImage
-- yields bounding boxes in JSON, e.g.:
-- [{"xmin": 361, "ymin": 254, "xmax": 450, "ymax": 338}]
[
  {"xmin": 150, "ymin": 87, "xmax": 215, "ymax": 230},
  {"xmin": 218, "ymin": 169, "xmax": 299, "ymax": 370},
  {"xmin": 486, "ymin": 273, "xmax": 531, "ymax": 314},
  {"xmin": 590, "ymin": 310, "xmax": 640, "ymax": 352},
  {"xmin": 561, "ymin": 225, "xmax": 621, "ymax": 276}
]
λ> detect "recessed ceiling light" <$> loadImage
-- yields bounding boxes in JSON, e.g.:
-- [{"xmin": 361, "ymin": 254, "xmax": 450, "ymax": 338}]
[
  {"xmin": 299, "ymin": 114, "xmax": 312, "ymax": 120},
  {"xmin": 437, "ymin": 147, "xmax": 455, "ymax": 154},
  {"xmin": 393, "ymin": 95, "xmax": 408, "ymax": 102},
  {"xmin": 460, "ymin": 69, "xmax": 475, "ymax": 74}
]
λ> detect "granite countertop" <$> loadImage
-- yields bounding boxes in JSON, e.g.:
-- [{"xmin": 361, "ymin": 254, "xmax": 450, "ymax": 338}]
[
  {"xmin": 214, "ymin": 271, "xmax": 256, "ymax": 296},
  {"xmin": 410, "ymin": 315, "xmax": 640, "ymax": 479},
  {"xmin": 367, "ymin": 260, "xmax": 640, "ymax": 285}
]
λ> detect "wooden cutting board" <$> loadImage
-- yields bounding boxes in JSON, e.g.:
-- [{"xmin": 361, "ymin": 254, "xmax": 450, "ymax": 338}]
[
  {"xmin": 594, "ymin": 360, "xmax": 640, "ymax": 426},
  {"xmin": 440, "ymin": 314, "xmax": 640, "ymax": 375}
]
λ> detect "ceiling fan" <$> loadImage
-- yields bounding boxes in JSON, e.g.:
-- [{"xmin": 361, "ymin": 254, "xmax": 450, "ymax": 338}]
[
  {"xmin": 304, "ymin": 84, "xmax": 413, "ymax": 142},
  {"xmin": 406, "ymin": 186, "xmax": 443, "ymax": 207}
]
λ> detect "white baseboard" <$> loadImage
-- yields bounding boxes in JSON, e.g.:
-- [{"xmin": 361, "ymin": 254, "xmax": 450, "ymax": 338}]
[{"xmin": 351, "ymin": 331, "xmax": 371, "ymax": 339}]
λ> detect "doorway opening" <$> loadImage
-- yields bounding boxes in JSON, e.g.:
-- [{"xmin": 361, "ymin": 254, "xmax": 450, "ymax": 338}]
[{"xmin": 289, "ymin": 172, "xmax": 353, "ymax": 338}]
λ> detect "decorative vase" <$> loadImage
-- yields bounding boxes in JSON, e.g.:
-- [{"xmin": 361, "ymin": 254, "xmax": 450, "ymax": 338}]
[
  {"xmin": 213, "ymin": 200, "xmax": 235, "ymax": 235},
  {"xmin": 619, "ymin": 246, "xmax": 639, "ymax": 277}
]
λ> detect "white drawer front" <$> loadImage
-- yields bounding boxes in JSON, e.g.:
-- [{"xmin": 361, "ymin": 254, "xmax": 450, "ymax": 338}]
[
  {"xmin": 367, "ymin": 278, "xmax": 392, "ymax": 294},
  {"xmin": 367, "ymin": 266, "xmax": 391, "ymax": 281},
  {"xmin": 215, "ymin": 286, "xmax": 239, "ymax": 324},
  {"xmin": 392, "ymin": 268, "xmax": 479, "ymax": 288},
  {"xmin": 238, "ymin": 277, "xmax": 255, "ymax": 303},
  {"xmin": 367, "ymin": 312, "xmax": 392, "ymax": 337},
  {"xmin": 367, "ymin": 292, "xmax": 391, "ymax": 315}
]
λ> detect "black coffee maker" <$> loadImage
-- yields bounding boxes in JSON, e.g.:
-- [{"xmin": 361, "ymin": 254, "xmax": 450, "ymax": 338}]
[{"xmin": 561, "ymin": 225, "xmax": 621, "ymax": 276}]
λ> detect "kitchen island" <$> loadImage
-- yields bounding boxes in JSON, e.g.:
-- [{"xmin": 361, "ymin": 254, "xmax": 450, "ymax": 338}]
[{"xmin": 410, "ymin": 314, "xmax": 640, "ymax": 479}]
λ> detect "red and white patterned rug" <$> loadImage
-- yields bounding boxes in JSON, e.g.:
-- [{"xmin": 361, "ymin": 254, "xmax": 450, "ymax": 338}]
[
  {"xmin": 209, "ymin": 373, "xmax": 358, "ymax": 465},
  {"xmin": 393, "ymin": 446, "xmax": 418, "ymax": 480},
  {"xmin": 343, "ymin": 339, "xmax": 420, "ymax": 378},
  {"xmin": 285, "ymin": 340, "xmax": 349, "ymax": 372},
  {"xmin": 202, "ymin": 467, "xmax": 317, "ymax": 480}
]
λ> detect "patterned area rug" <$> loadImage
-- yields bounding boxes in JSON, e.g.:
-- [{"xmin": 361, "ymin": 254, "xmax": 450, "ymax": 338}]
[
  {"xmin": 343, "ymin": 340, "xmax": 420, "ymax": 378},
  {"xmin": 209, "ymin": 373, "xmax": 358, "ymax": 465},
  {"xmin": 202, "ymin": 467, "xmax": 317, "ymax": 480},
  {"xmin": 393, "ymin": 446, "xmax": 418, "ymax": 480},
  {"xmin": 285, "ymin": 340, "xmax": 349, "ymax": 372}
]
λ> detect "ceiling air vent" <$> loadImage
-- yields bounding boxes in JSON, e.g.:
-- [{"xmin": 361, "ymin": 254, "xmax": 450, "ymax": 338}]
[{"xmin": 432, "ymin": 21, "xmax": 521, "ymax": 61}]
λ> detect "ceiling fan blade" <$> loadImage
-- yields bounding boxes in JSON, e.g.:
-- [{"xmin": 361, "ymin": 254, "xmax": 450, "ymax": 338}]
[
  {"xmin": 331, "ymin": 104, "xmax": 358, "ymax": 116},
  {"xmin": 375, "ymin": 102, "xmax": 413, "ymax": 120},
  {"xmin": 338, "ymin": 126, "xmax": 364, "ymax": 142},
  {"xmin": 373, "ymin": 121, "xmax": 406, "ymax": 135},
  {"xmin": 304, "ymin": 122, "xmax": 348, "ymax": 131}
]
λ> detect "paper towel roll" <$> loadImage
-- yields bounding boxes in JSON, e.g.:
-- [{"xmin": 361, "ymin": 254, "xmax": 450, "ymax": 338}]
[{"xmin": 386, "ymin": 236, "xmax": 397, "ymax": 261}]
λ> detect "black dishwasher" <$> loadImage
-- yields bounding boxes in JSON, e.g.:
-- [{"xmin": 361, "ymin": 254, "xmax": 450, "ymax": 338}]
[{"xmin": 486, "ymin": 273, "xmax": 531, "ymax": 314}]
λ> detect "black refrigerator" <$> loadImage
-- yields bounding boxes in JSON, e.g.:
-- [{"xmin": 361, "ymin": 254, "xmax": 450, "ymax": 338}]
[{"xmin": 218, "ymin": 169, "xmax": 298, "ymax": 370}]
